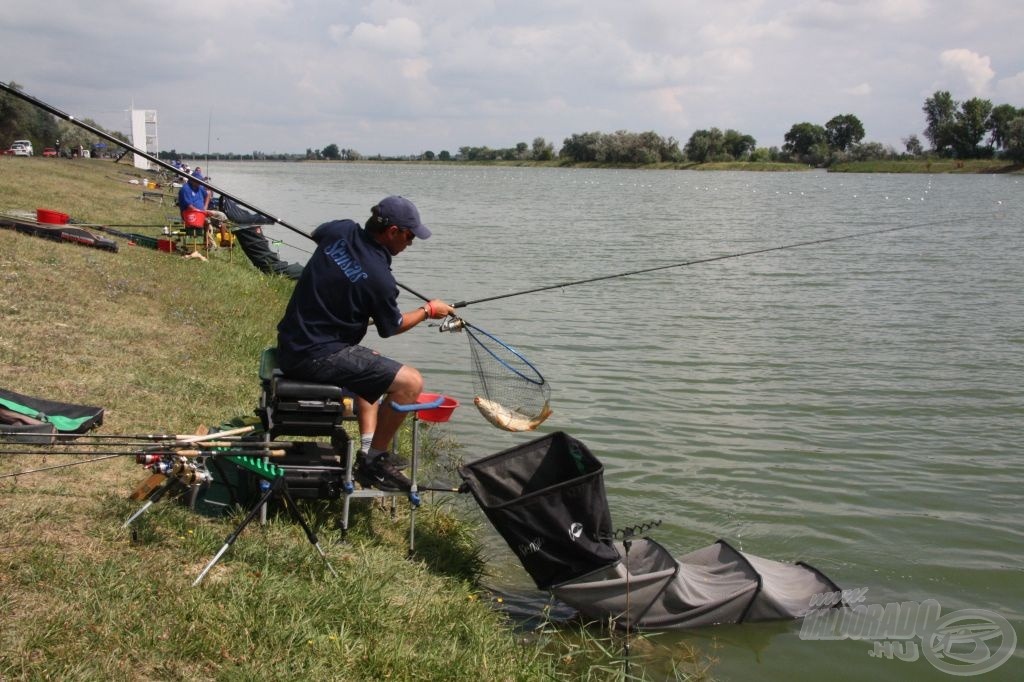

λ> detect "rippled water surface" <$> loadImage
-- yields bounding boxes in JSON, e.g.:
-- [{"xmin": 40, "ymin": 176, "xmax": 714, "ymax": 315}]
[{"xmin": 211, "ymin": 162, "xmax": 1022, "ymax": 680}]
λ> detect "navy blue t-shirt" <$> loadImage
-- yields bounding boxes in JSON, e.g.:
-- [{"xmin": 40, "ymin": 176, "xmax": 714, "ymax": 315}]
[{"xmin": 276, "ymin": 220, "xmax": 403, "ymax": 370}]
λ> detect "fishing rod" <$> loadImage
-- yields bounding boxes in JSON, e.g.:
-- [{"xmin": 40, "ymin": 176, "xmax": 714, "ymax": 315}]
[
  {"xmin": 0, "ymin": 440, "xmax": 292, "ymax": 450},
  {"xmin": 0, "ymin": 448, "xmax": 287, "ymax": 458},
  {"xmin": 0, "ymin": 448, "xmax": 286, "ymax": 481},
  {"xmin": 0, "ymin": 81, "xmax": 316, "ymax": 244},
  {"xmin": 450, "ymin": 215, "xmax": 968, "ymax": 308},
  {"xmin": 70, "ymin": 222, "xmax": 170, "ymax": 229},
  {"xmin": 2, "ymin": 82, "xmax": 455, "ymax": 303},
  {"xmin": 2, "ymin": 437, "xmax": 273, "ymax": 447},
  {"xmin": 0, "ymin": 455, "xmax": 122, "ymax": 479},
  {"xmin": 0, "ymin": 425, "xmax": 256, "ymax": 444}
]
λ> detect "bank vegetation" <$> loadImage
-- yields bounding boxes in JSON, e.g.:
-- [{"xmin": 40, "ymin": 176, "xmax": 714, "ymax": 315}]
[{"xmin": 0, "ymin": 156, "xmax": 709, "ymax": 681}]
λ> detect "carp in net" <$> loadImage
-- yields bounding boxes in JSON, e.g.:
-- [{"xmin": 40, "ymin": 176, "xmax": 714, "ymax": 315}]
[{"xmin": 441, "ymin": 316, "xmax": 551, "ymax": 431}]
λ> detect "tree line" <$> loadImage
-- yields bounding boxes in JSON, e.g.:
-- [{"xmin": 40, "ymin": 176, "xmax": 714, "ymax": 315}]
[
  {"xmin": 921, "ymin": 91, "xmax": 1024, "ymax": 160},
  {"xmin": 0, "ymin": 81, "xmax": 131, "ymax": 156},
  {"xmin": 442, "ymin": 90, "xmax": 1022, "ymax": 166},
  {"xmin": 4, "ymin": 80, "xmax": 1021, "ymax": 166}
]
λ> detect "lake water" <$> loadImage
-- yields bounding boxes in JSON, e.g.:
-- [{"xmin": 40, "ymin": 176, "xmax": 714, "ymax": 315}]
[{"xmin": 208, "ymin": 162, "xmax": 1022, "ymax": 681}]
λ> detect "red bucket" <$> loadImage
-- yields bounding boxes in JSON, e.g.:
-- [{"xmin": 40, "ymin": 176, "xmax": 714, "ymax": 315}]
[
  {"xmin": 182, "ymin": 209, "xmax": 206, "ymax": 227},
  {"xmin": 37, "ymin": 208, "xmax": 69, "ymax": 224},
  {"xmin": 416, "ymin": 393, "xmax": 459, "ymax": 423}
]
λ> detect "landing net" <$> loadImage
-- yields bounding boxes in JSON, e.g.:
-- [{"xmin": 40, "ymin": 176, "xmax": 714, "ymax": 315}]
[{"xmin": 464, "ymin": 323, "xmax": 552, "ymax": 432}]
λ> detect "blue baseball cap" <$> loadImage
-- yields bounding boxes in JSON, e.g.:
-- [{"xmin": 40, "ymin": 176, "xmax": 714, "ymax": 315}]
[{"xmin": 377, "ymin": 195, "xmax": 431, "ymax": 239}]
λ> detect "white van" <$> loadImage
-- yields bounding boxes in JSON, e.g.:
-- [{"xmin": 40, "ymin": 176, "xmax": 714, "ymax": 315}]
[{"xmin": 12, "ymin": 140, "xmax": 33, "ymax": 156}]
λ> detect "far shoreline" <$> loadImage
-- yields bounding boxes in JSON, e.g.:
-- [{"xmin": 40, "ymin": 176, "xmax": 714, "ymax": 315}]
[{"xmin": 198, "ymin": 157, "xmax": 1024, "ymax": 174}]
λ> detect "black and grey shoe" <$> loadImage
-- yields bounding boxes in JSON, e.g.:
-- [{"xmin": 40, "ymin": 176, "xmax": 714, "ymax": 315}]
[
  {"xmin": 352, "ymin": 451, "xmax": 378, "ymax": 489},
  {"xmin": 365, "ymin": 453, "xmax": 413, "ymax": 492}
]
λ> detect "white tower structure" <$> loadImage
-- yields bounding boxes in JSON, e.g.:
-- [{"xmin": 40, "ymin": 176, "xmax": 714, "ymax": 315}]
[{"xmin": 130, "ymin": 109, "xmax": 158, "ymax": 170}]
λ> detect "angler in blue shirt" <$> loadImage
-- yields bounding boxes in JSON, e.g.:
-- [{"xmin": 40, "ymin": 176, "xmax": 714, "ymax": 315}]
[
  {"xmin": 276, "ymin": 196, "xmax": 453, "ymax": 491},
  {"xmin": 177, "ymin": 168, "xmax": 228, "ymax": 250},
  {"xmin": 177, "ymin": 170, "xmax": 207, "ymax": 213}
]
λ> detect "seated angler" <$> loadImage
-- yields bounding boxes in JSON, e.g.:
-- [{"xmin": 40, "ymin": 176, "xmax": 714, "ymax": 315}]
[{"xmin": 275, "ymin": 196, "xmax": 454, "ymax": 490}]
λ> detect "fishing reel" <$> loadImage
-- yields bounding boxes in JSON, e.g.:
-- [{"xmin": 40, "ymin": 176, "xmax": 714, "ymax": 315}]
[
  {"xmin": 439, "ymin": 314, "xmax": 466, "ymax": 333},
  {"xmin": 136, "ymin": 452, "xmax": 211, "ymax": 486}
]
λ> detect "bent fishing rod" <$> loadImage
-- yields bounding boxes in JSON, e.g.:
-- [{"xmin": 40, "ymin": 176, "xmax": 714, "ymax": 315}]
[
  {"xmin": 2, "ymin": 81, "xmax": 426, "ymax": 295},
  {"xmin": 449, "ymin": 214, "xmax": 969, "ymax": 308},
  {"xmin": 0, "ymin": 81, "xmax": 315, "ymax": 244}
]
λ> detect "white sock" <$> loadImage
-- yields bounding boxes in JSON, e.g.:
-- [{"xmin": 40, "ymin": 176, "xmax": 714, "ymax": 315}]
[{"xmin": 360, "ymin": 434, "xmax": 373, "ymax": 453}]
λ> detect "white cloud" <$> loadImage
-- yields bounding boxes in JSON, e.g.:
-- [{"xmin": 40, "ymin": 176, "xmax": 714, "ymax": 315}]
[
  {"xmin": 650, "ymin": 87, "xmax": 687, "ymax": 116},
  {"xmin": 843, "ymin": 83, "xmax": 872, "ymax": 96},
  {"xmin": 350, "ymin": 17, "xmax": 424, "ymax": 54},
  {"xmin": 698, "ymin": 48, "xmax": 753, "ymax": 76},
  {"xmin": 870, "ymin": 0, "xmax": 929, "ymax": 22},
  {"xmin": 788, "ymin": 0, "xmax": 926, "ymax": 29},
  {"xmin": 328, "ymin": 24, "xmax": 351, "ymax": 43},
  {"xmin": 939, "ymin": 48, "xmax": 994, "ymax": 95},
  {"xmin": 699, "ymin": 19, "xmax": 792, "ymax": 46},
  {"xmin": 2, "ymin": 0, "xmax": 1022, "ymax": 155},
  {"xmin": 994, "ymin": 71, "xmax": 1024, "ymax": 102}
]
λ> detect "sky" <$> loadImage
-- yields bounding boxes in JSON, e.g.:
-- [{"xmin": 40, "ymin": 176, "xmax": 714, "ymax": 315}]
[{"xmin": 3, "ymin": 0, "xmax": 1023, "ymax": 157}]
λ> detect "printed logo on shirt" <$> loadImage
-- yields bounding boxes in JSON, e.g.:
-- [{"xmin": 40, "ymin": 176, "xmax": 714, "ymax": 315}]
[{"xmin": 324, "ymin": 239, "xmax": 369, "ymax": 283}]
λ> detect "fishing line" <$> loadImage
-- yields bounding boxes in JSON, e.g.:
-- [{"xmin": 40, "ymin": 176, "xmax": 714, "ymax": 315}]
[
  {"xmin": 205, "ymin": 109, "xmax": 212, "ymax": 171},
  {"xmin": 0, "ymin": 455, "xmax": 121, "ymax": 479},
  {"xmin": 450, "ymin": 214, "xmax": 972, "ymax": 308},
  {"xmin": 266, "ymin": 235, "xmax": 313, "ymax": 255}
]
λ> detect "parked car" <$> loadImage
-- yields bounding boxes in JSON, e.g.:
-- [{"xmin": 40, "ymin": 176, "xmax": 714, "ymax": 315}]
[
  {"xmin": 12, "ymin": 140, "xmax": 33, "ymax": 156},
  {"xmin": 42, "ymin": 147, "xmax": 57, "ymax": 157}
]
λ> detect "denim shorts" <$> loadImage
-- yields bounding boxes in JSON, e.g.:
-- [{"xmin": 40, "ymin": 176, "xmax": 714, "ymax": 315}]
[{"xmin": 286, "ymin": 345, "xmax": 401, "ymax": 403}]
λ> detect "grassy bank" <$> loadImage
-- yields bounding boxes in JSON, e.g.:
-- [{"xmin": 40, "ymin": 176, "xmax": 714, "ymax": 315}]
[
  {"xmin": 828, "ymin": 158, "xmax": 1023, "ymax": 173},
  {"xmin": 0, "ymin": 157, "xmax": 708, "ymax": 680}
]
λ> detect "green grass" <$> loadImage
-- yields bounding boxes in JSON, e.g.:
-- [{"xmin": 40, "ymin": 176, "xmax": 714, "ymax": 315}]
[
  {"xmin": 828, "ymin": 158, "xmax": 1023, "ymax": 173},
  {"xmin": 684, "ymin": 161, "xmax": 808, "ymax": 171},
  {"xmin": 0, "ymin": 156, "xmax": 710, "ymax": 680}
]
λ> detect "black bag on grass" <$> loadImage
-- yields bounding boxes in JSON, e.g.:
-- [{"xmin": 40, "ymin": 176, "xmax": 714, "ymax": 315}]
[{"xmin": 0, "ymin": 386, "xmax": 104, "ymax": 443}]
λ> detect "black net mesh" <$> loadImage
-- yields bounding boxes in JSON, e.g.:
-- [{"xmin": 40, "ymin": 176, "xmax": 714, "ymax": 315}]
[{"xmin": 466, "ymin": 324, "xmax": 551, "ymax": 431}]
